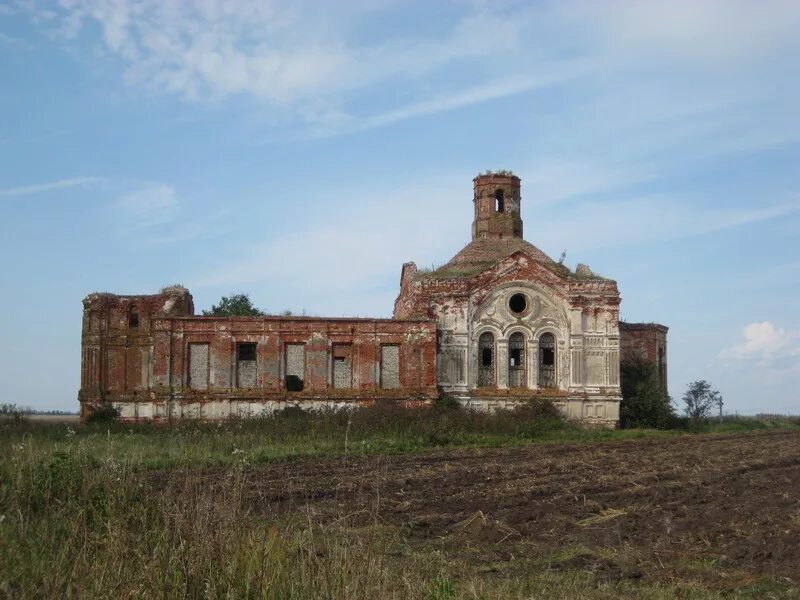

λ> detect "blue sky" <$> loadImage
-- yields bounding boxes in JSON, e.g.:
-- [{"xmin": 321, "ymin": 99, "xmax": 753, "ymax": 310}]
[{"xmin": 1, "ymin": 0, "xmax": 799, "ymax": 414}]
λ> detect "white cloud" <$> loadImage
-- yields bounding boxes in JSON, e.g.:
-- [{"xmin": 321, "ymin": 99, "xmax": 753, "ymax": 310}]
[
  {"xmin": 115, "ymin": 183, "xmax": 179, "ymax": 228},
  {"xmin": 724, "ymin": 322, "xmax": 793, "ymax": 360},
  {"xmin": 717, "ymin": 322, "xmax": 800, "ymax": 386},
  {"xmin": 0, "ymin": 177, "xmax": 100, "ymax": 197},
  {"xmin": 561, "ymin": 0, "xmax": 800, "ymax": 66},
  {"xmin": 20, "ymin": 0, "xmax": 800, "ymax": 138},
  {"xmin": 34, "ymin": 0, "xmax": 521, "ymax": 105}
]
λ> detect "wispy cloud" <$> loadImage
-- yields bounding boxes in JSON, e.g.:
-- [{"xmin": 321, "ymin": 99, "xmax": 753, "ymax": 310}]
[
  {"xmin": 0, "ymin": 31, "xmax": 33, "ymax": 50},
  {"xmin": 565, "ymin": 0, "xmax": 800, "ymax": 66},
  {"xmin": 520, "ymin": 160, "xmax": 656, "ymax": 205},
  {"xmin": 188, "ymin": 175, "xmax": 469, "ymax": 315},
  {"xmin": 0, "ymin": 177, "xmax": 100, "ymax": 197},
  {"xmin": 115, "ymin": 183, "xmax": 179, "ymax": 228},
  {"xmin": 112, "ymin": 182, "xmax": 233, "ymax": 245},
  {"xmin": 533, "ymin": 196, "xmax": 800, "ymax": 255},
  {"xmin": 144, "ymin": 210, "xmax": 233, "ymax": 245},
  {"xmin": 309, "ymin": 69, "xmax": 586, "ymax": 137},
  {"xmin": 14, "ymin": 0, "xmax": 799, "ymax": 148}
]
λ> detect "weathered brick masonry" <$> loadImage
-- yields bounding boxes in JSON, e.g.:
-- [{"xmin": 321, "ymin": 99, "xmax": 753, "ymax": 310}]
[
  {"xmin": 80, "ymin": 287, "xmax": 436, "ymax": 421},
  {"xmin": 79, "ymin": 171, "xmax": 667, "ymax": 426}
]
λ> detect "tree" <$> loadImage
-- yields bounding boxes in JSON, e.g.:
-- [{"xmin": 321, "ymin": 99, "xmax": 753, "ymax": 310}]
[
  {"xmin": 202, "ymin": 294, "xmax": 265, "ymax": 317},
  {"xmin": 619, "ymin": 357, "xmax": 675, "ymax": 429},
  {"xmin": 682, "ymin": 380, "xmax": 722, "ymax": 422}
]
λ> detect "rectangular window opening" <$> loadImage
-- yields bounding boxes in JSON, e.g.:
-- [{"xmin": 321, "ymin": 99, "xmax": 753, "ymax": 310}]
[{"xmin": 238, "ymin": 343, "xmax": 256, "ymax": 361}]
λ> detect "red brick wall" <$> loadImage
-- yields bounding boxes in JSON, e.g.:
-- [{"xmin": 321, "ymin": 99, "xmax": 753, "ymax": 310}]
[{"xmin": 80, "ymin": 290, "xmax": 438, "ymax": 417}]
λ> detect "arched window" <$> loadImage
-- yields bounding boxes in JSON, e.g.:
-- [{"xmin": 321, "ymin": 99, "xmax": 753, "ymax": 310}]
[
  {"xmin": 477, "ymin": 332, "xmax": 495, "ymax": 387},
  {"xmin": 538, "ymin": 333, "xmax": 556, "ymax": 388},
  {"xmin": 508, "ymin": 332, "xmax": 526, "ymax": 388},
  {"xmin": 128, "ymin": 306, "xmax": 139, "ymax": 329},
  {"xmin": 494, "ymin": 189, "xmax": 505, "ymax": 213}
]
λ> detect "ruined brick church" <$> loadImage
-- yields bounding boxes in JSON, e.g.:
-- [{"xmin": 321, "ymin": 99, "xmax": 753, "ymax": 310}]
[{"xmin": 80, "ymin": 172, "xmax": 667, "ymax": 426}]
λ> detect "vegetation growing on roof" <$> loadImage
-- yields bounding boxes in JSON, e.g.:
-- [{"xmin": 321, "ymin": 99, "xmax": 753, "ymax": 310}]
[
  {"xmin": 570, "ymin": 268, "xmax": 608, "ymax": 281},
  {"xmin": 161, "ymin": 284, "xmax": 188, "ymax": 294},
  {"xmin": 479, "ymin": 169, "xmax": 515, "ymax": 176},
  {"xmin": 202, "ymin": 293, "xmax": 265, "ymax": 317}
]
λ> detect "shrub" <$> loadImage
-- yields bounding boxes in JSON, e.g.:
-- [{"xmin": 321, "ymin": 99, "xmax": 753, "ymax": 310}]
[
  {"xmin": 433, "ymin": 396, "xmax": 462, "ymax": 411},
  {"xmin": 620, "ymin": 358, "xmax": 674, "ymax": 429},
  {"xmin": 0, "ymin": 403, "xmax": 25, "ymax": 422},
  {"xmin": 85, "ymin": 403, "xmax": 121, "ymax": 424},
  {"xmin": 682, "ymin": 380, "xmax": 722, "ymax": 422},
  {"xmin": 512, "ymin": 398, "xmax": 564, "ymax": 421},
  {"xmin": 277, "ymin": 404, "xmax": 308, "ymax": 419}
]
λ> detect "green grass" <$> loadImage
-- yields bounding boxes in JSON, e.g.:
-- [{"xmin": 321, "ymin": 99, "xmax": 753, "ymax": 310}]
[
  {"xmin": 1, "ymin": 405, "xmax": 799, "ymax": 598},
  {"xmin": 4, "ymin": 404, "xmax": 796, "ymax": 472}
]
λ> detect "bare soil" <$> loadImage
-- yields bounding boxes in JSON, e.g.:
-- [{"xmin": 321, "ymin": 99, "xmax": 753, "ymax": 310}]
[{"xmin": 172, "ymin": 431, "xmax": 800, "ymax": 584}]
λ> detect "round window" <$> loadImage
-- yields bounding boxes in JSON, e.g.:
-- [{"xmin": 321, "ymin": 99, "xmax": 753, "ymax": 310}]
[{"xmin": 509, "ymin": 293, "xmax": 527, "ymax": 315}]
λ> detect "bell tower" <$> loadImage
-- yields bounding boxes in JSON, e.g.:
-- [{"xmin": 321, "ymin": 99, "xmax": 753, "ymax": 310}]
[{"xmin": 471, "ymin": 172, "xmax": 523, "ymax": 240}]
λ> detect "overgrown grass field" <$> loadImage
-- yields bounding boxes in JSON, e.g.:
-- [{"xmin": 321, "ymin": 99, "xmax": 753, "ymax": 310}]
[{"xmin": 2, "ymin": 402, "xmax": 798, "ymax": 599}]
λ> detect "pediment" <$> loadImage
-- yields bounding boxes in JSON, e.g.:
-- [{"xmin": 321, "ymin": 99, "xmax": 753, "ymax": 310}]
[
  {"xmin": 471, "ymin": 278, "xmax": 570, "ymax": 329},
  {"xmin": 470, "ymin": 251, "xmax": 568, "ymax": 298}
]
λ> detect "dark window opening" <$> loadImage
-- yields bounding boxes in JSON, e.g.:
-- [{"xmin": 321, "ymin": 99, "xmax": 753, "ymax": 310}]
[
  {"xmin": 494, "ymin": 189, "xmax": 505, "ymax": 212},
  {"xmin": 541, "ymin": 348, "xmax": 554, "ymax": 366},
  {"xmin": 538, "ymin": 332, "xmax": 556, "ymax": 388},
  {"xmin": 509, "ymin": 293, "xmax": 527, "ymax": 314},
  {"xmin": 478, "ymin": 331, "xmax": 495, "ymax": 387},
  {"xmin": 129, "ymin": 306, "xmax": 139, "ymax": 328},
  {"xmin": 508, "ymin": 332, "xmax": 526, "ymax": 388},
  {"xmin": 285, "ymin": 375, "xmax": 304, "ymax": 391},
  {"xmin": 481, "ymin": 347, "xmax": 493, "ymax": 366},
  {"xmin": 238, "ymin": 343, "xmax": 256, "ymax": 362}
]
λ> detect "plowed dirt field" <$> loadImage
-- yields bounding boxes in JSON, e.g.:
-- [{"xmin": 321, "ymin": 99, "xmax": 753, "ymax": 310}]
[{"xmin": 230, "ymin": 430, "xmax": 800, "ymax": 581}]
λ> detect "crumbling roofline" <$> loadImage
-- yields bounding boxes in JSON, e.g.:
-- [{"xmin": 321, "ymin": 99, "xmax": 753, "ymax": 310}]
[
  {"xmin": 619, "ymin": 322, "xmax": 669, "ymax": 332},
  {"xmin": 169, "ymin": 315, "xmax": 435, "ymax": 324}
]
